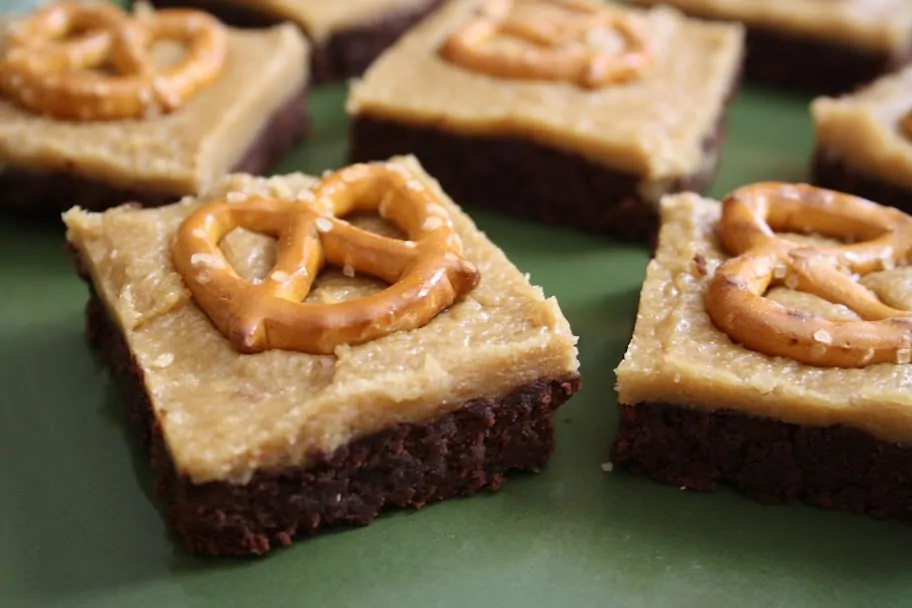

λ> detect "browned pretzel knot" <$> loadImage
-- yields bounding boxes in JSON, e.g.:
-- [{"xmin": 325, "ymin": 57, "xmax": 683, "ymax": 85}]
[
  {"xmin": 439, "ymin": 0, "xmax": 653, "ymax": 89},
  {"xmin": 705, "ymin": 182, "xmax": 912, "ymax": 368},
  {"xmin": 172, "ymin": 163, "xmax": 481, "ymax": 355},
  {"xmin": 0, "ymin": 1, "xmax": 227, "ymax": 120}
]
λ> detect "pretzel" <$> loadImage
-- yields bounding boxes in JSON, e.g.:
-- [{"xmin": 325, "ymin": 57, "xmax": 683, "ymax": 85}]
[
  {"xmin": 900, "ymin": 109, "xmax": 912, "ymax": 140},
  {"xmin": 172, "ymin": 163, "xmax": 481, "ymax": 355},
  {"xmin": 0, "ymin": 1, "xmax": 227, "ymax": 121},
  {"xmin": 705, "ymin": 182, "xmax": 912, "ymax": 368},
  {"xmin": 439, "ymin": 0, "xmax": 653, "ymax": 89}
]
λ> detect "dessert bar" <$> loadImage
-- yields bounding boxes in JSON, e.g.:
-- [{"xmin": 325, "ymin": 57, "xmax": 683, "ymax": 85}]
[
  {"xmin": 0, "ymin": 2, "xmax": 310, "ymax": 214},
  {"xmin": 133, "ymin": 0, "xmax": 446, "ymax": 83},
  {"xmin": 64, "ymin": 156, "xmax": 580, "ymax": 556},
  {"xmin": 811, "ymin": 65, "xmax": 912, "ymax": 214},
  {"xmin": 613, "ymin": 182, "xmax": 912, "ymax": 522},
  {"xmin": 629, "ymin": 0, "xmax": 912, "ymax": 96},
  {"xmin": 348, "ymin": 0, "xmax": 743, "ymax": 243}
]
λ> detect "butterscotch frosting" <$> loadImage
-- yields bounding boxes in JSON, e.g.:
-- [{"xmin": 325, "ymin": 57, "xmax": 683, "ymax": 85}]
[
  {"xmin": 812, "ymin": 65, "xmax": 912, "ymax": 190},
  {"xmin": 0, "ymin": 21, "xmax": 309, "ymax": 197},
  {"xmin": 221, "ymin": 0, "xmax": 436, "ymax": 41},
  {"xmin": 628, "ymin": 0, "xmax": 912, "ymax": 53},
  {"xmin": 616, "ymin": 193, "xmax": 912, "ymax": 444},
  {"xmin": 64, "ymin": 156, "xmax": 579, "ymax": 484},
  {"xmin": 348, "ymin": 0, "xmax": 743, "ymax": 182}
]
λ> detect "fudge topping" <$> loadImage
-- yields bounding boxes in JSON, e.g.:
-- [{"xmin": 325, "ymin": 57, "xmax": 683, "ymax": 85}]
[
  {"xmin": 348, "ymin": 0, "xmax": 743, "ymax": 180},
  {"xmin": 223, "ymin": 0, "xmax": 435, "ymax": 41},
  {"xmin": 704, "ymin": 182, "xmax": 912, "ymax": 368},
  {"xmin": 172, "ymin": 161, "xmax": 480, "ymax": 354},
  {"xmin": 439, "ymin": 0, "xmax": 654, "ymax": 89},
  {"xmin": 64, "ymin": 157, "xmax": 579, "ymax": 484},
  {"xmin": 616, "ymin": 192, "xmax": 912, "ymax": 444},
  {"xmin": 812, "ymin": 66, "xmax": 912, "ymax": 190},
  {"xmin": 629, "ymin": 0, "xmax": 912, "ymax": 52},
  {"xmin": 0, "ymin": 23, "xmax": 307, "ymax": 195},
  {"xmin": 0, "ymin": 1, "xmax": 228, "ymax": 121}
]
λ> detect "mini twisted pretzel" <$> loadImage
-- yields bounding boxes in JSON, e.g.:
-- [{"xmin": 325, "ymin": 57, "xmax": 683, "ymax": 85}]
[
  {"xmin": 172, "ymin": 163, "xmax": 481, "ymax": 355},
  {"xmin": 0, "ymin": 1, "xmax": 227, "ymax": 121},
  {"xmin": 439, "ymin": 0, "xmax": 653, "ymax": 89},
  {"xmin": 705, "ymin": 182, "xmax": 912, "ymax": 368}
]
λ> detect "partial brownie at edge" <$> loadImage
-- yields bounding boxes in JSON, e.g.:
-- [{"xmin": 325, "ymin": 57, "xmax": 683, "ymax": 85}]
[
  {"xmin": 349, "ymin": 109, "xmax": 728, "ymax": 245},
  {"xmin": 811, "ymin": 149, "xmax": 912, "ymax": 215},
  {"xmin": 77, "ymin": 261, "xmax": 580, "ymax": 557},
  {"xmin": 134, "ymin": 0, "xmax": 447, "ymax": 83},
  {"xmin": 611, "ymin": 402, "xmax": 912, "ymax": 522},
  {"xmin": 0, "ymin": 84, "xmax": 310, "ymax": 215}
]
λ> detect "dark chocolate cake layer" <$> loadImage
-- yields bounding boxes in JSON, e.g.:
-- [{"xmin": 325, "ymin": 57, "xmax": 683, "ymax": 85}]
[{"xmin": 811, "ymin": 149, "xmax": 912, "ymax": 215}]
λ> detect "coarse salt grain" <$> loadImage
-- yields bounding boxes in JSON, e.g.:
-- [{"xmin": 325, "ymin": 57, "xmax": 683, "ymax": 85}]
[
  {"xmin": 813, "ymin": 329, "xmax": 832, "ymax": 344},
  {"xmin": 785, "ymin": 274, "xmax": 799, "ymax": 290},
  {"xmin": 271, "ymin": 270, "xmax": 290, "ymax": 282},
  {"xmin": 342, "ymin": 265, "xmax": 355, "ymax": 278},
  {"xmin": 152, "ymin": 353, "xmax": 174, "ymax": 368},
  {"xmin": 898, "ymin": 348, "xmax": 911, "ymax": 365},
  {"xmin": 422, "ymin": 216, "xmax": 443, "ymax": 231},
  {"xmin": 226, "ymin": 191, "xmax": 247, "ymax": 203},
  {"xmin": 316, "ymin": 217, "xmax": 333, "ymax": 232}
]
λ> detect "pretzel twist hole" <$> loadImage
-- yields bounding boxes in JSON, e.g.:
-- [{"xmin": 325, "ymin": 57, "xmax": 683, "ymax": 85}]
[
  {"xmin": 172, "ymin": 163, "xmax": 481, "ymax": 355},
  {"xmin": 705, "ymin": 182, "xmax": 912, "ymax": 368},
  {"xmin": 0, "ymin": 1, "xmax": 227, "ymax": 120},
  {"xmin": 439, "ymin": 0, "xmax": 653, "ymax": 89}
]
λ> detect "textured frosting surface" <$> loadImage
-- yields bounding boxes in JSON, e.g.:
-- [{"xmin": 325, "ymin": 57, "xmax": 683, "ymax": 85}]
[
  {"xmin": 224, "ymin": 0, "xmax": 434, "ymax": 40},
  {"xmin": 616, "ymin": 192, "xmax": 912, "ymax": 443},
  {"xmin": 348, "ymin": 0, "xmax": 743, "ymax": 180},
  {"xmin": 812, "ymin": 65, "xmax": 912, "ymax": 190},
  {"xmin": 64, "ymin": 157, "xmax": 579, "ymax": 484},
  {"xmin": 628, "ymin": 0, "xmax": 912, "ymax": 52},
  {"xmin": 0, "ymin": 24, "xmax": 309, "ymax": 196}
]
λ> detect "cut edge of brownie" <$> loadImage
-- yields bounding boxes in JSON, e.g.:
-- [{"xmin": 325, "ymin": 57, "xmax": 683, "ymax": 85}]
[
  {"xmin": 72, "ymin": 251, "xmax": 581, "ymax": 557},
  {"xmin": 610, "ymin": 401, "xmax": 912, "ymax": 523},
  {"xmin": 810, "ymin": 148, "xmax": 912, "ymax": 215},
  {"xmin": 348, "ymin": 70, "xmax": 740, "ymax": 245},
  {"xmin": 0, "ymin": 82, "xmax": 310, "ymax": 215},
  {"xmin": 134, "ymin": 0, "xmax": 447, "ymax": 83}
]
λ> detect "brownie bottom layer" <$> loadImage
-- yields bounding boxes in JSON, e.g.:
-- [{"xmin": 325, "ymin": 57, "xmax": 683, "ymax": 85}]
[
  {"xmin": 810, "ymin": 150, "xmax": 912, "ymax": 215},
  {"xmin": 137, "ymin": 0, "xmax": 446, "ymax": 83},
  {"xmin": 611, "ymin": 402, "xmax": 912, "ymax": 522},
  {"xmin": 79, "ymin": 276, "xmax": 580, "ymax": 556},
  {"xmin": 349, "ymin": 114, "xmax": 726, "ymax": 244},
  {"xmin": 0, "ymin": 84, "xmax": 310, "ymax": 215}
]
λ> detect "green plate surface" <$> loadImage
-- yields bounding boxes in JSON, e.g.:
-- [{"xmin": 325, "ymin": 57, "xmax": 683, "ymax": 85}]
[{"xmin": 1, "ymin": 3, "xmax": 911, "ymax": 606}]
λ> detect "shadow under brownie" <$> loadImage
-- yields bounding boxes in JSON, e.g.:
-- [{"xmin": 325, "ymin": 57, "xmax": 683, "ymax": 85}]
[
  {"xmin": 133, "ymin": 0, "xmax": 447, "ymax": 83},
  {"xmin": 64, "ymin": 157, "xmax": 581, "ymax": 556},
  {"xmin": 348, "ymin": 0, "xmax": 744, "ymax": 244},
  {"xmin": 612, "ymin": 190, "xmax": 912, "ymax": 523}
]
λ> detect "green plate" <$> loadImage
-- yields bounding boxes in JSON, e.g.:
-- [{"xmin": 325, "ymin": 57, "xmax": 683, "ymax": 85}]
[{"xmin": 2, "ymin": 2, "xmax": 911, "ymax": 606}]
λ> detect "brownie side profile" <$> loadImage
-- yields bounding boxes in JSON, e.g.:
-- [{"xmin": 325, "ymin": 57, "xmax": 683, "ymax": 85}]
[
  {"xmin": 135, "ymin": 0, "xmax": 446, "ymax": 83},
  {"xmin": 611, "ymin": 402, "xmax": 912, "ymax": 522},
  {"xmin": 349, "ymin": 111, "xmax": 727, "ymax": 244},
  {"xmin": 0, "ymin": 84, "xmax": 310, "ymax": 215},
  {"xmin": 75, "ymin": 257, "xmax": 580, "ymax": 556},
  {"xmin": 810, "ymin": 150, "xmax": 912, "ymax": 215}
]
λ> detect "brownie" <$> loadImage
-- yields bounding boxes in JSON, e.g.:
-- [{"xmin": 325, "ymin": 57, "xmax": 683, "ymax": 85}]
[
  {"xmin": 811, "ymin": 151, "xmax": 912, "ymax": 217},
  {"xmin": 0, "ymin": 83, "xmax": 310, "ymax": 214},
  {"xmin": 628, "ymin": 0, "xmax": 912, "ymax": 97},
  {"xmin": 347, "ymin": 0, "xmax": 744, "ymax": 243},
  {"xmin": 613, "ymin": 189, "xmax": 912, "ymax": 523},
  {"xmin": 133, "ymin": 0, "xmax": 447, "ymax": 83},
  {"xmin": 64, "ymin": 157, "xmax": 582, "ymax": 556}
]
